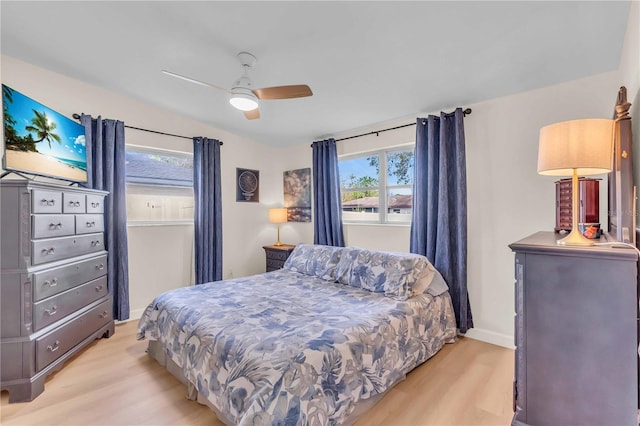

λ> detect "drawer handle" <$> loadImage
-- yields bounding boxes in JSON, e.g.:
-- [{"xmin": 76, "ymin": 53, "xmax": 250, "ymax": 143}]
[
  {"xmin": 99, "ymin": 311, "xmax": 109, "ymax": 319},
  {"xmin": 95, "ymin": 284, "xmax": 104, "ymax": 292},
  {"xmin": 41, "ymin": 247, "xmax": 55, "ymax": 256},
  {"xmin": 49, "ymin": 222, "xmax": 63, "ymax": 230},
  {"xmin": 45, "ymin": 305, "xmax": 58, "ymax": 316},
  {"xmin": 43, "ymin": 278, "xmax": 58, "ymax": 287},
  {"xmin": 86, "ymin": 221, "xmax": 96, "ymax": 228},
  {"xmin": 96, "ymin": 263, "xmax": 105, "ymax": 270},
  {"xmin": 47, "ymin": 340, "xmax": 60, "ymax": 352},
  {"xmin": 91, "ymin": 240, "xmax": 101, "ymax": 247},
  {"xmin": 91, "ymin": 202, "xmax": 100, "ymax": 208},
  {"xmin": 69, "ymin": 200, "xmax": 81, "ymax": 207},
  {"xmin": 41, "ymin": 198, "xmax": 56, "ymax": 206}
]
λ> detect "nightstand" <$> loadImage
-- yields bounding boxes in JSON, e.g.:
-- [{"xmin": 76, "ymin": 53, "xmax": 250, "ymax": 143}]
[{"xmin": 263, "ymin": 244, "xmax": 296, "ymax": 272}]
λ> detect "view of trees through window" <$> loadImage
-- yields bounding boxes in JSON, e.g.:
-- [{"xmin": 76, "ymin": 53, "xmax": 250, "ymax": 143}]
[{"xmin": 339, "ymin": 148, "xmax": 414, "ymax": 223}]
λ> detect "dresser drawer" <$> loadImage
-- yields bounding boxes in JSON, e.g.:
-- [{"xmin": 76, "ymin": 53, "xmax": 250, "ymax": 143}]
[
  {"xmin": 35, "ymin": 298, "xmax": 112, "ymax": 372},
  {"xmin": 266, "ymin": 258, "xmax": 286, "ymax": 271},
  {"xmin": 31, "ymin": 189, "xmax": 62, "ymax": 214},
  {"xmin": 32, "ymin": 233, "xmax": 104, "ymax": 265},
  {"xmin": 62, "ymin": 192, "xmax": 86, "ymax": 214},
  {"xmin": 32, "ymin": 214, "xmax": 76, "ymax": 239},
  {"xmin": 266, "ymin": 250, "xmax": 290, "ymax": 261},
  {"xmin": 86, "ymin": 195, "xmax": 105, "ymax": 214},
  {"xmin": 33, "ymin": 276, "xmax": 108, "ymax": 331},
  {"xmin": 75, "ymin": 214, "xmax": 104, "ymax": 235},
  {"xmin": 33, "ymin": 254, "xmax": 108, "ymax": 302}
]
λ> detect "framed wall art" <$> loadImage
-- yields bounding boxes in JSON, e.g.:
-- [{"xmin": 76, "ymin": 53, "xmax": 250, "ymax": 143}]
[
  {"xmin": 236, "ymin": 168, "xmax": 259, "ymax": 202},
  {"xmin": 283, "ymin": 167, "xmax": 311, "ymax": 222}
]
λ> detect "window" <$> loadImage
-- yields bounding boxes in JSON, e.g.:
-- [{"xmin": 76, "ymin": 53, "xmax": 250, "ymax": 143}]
[
  {"xmin": 125, "ymin": 145, "xmax": 194, "ymax": 224},
  {"xmin": 126, "ymin": 146, "xmax": 193, "ymax": 187},
  {"xmin": 339, "ymin": 147, "xmax": 414, "ymax": 224}
]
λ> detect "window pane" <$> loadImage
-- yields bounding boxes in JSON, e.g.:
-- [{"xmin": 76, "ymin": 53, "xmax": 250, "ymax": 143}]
[
  {"xmin": 339, "ymin": 155, "xmax": 379, "ymax": 189},
  {"xmin": 386, "ymin": 151, "xmax": 414, "ymax": 185},
  {"xmin": 387, "ymin": 187, "xmax": 412, "ymax": 223},
  {"xmin": 339, "ymin": 149, "xmax": 413, "ymax": 224},
  {"xmin": 126, "ymin": 184, "xmax": 194, "ymax": 222},
  {"xmin": 341, "ymin": 189, "xmax": 380, "ymax": 222},
  {"xmin": 126, "ymin": 147, "xmax": 193, "ymax": 187}
]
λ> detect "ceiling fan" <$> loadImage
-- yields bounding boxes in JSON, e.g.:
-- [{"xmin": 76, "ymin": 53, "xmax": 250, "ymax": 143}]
[{"xmin": 162, "ymin": 51, "xmax": 312, "ymax": 120}]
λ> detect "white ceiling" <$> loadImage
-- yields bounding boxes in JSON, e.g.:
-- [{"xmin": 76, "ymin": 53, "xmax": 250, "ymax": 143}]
[{"xmin": 1, "ymin": 1, "xmax": 631, "ymax": 147}]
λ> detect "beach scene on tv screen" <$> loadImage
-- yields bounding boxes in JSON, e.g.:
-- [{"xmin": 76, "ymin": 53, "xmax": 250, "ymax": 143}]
[{"xmin": 3, "ymin": 85, "xmax": 87, "ymax": 182}]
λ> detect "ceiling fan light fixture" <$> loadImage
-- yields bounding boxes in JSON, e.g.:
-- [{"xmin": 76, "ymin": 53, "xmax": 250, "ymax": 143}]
[{"xmin": 229, "ymin": 88, "xmax": 259, "ymax": 111}]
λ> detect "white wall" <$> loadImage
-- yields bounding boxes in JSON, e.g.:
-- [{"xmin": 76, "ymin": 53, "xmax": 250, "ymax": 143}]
[
  {"xmin": 272, "ymin": 143, "xmax": 315, "ymax": 246},
  {"xmin": 1, "ymin": 55, "xmax": 285, "ymax": 319},
  {"xmin": 620, "ymin": 1, "xmax": 640, "ymax": 193}
]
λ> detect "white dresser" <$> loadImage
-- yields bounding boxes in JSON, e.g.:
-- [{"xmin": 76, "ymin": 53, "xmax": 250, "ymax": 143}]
[{"xmin": 1, "ymin": 180, "xmax": 114, "ymax": 402}]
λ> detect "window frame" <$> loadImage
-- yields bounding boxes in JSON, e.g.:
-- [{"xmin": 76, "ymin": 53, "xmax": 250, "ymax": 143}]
[{"xmin": 339, "ymin": 144, "xmax": 414, "ymax": 225}]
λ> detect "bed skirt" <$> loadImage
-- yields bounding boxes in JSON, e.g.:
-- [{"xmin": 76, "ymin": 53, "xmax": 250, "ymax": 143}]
[{"xmin": 146, "ymin": 340, "xmax": 392, "ymax": 425}]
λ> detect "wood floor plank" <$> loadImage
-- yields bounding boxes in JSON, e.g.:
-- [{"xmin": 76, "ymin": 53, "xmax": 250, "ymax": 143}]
[{"xmin": 1, "ymin": 321, "xmax": 514, "ymax": 425}]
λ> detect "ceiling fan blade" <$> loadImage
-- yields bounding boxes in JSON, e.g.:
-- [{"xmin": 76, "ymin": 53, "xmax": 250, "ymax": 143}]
[
  {"xmin": 243, "ymin": 108, "xmax": 260, "ymax": 120},
  {"xmin": 253, "ymin": 85, "xmax": 313, "ymax": 100},
  {"xmin": 161, "ymin": 70, "xmax": 230, "ymax": 93}
]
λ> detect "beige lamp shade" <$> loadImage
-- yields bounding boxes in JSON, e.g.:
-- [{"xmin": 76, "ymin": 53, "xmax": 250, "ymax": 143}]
[
  {"xmin": 269, "ymin": 208, "xmax": 288, "ymax": 224},
  {"xmin": 537, "ymin": 118, "xmax": 614, "ymax": 176}
]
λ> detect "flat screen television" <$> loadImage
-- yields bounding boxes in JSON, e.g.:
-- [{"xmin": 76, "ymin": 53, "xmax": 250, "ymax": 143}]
[{"xmin": 2, "ymin": 84, "xmax": 87, "ymax": 183}]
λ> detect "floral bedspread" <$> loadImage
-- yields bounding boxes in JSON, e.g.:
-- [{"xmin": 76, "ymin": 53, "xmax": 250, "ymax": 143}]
[{"xmin": 137, "ymin": 269, "xmax": 457, "ymax": 425}]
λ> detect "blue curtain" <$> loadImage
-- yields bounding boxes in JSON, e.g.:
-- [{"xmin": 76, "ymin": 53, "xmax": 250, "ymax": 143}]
[
  {"xmin": 193, "ymin": 137, "xmax": 223, "ymax": 284},
  {"xmin": 312, "ymin": 138, "xmax": 345, "ymax": 246},
  {"xmin": 81, "ymin": 115, "xmax": 130, "ymax": 321},
  {"xmin": 410, "ymin": 108, "xmax": 473, "ymax": 333}
]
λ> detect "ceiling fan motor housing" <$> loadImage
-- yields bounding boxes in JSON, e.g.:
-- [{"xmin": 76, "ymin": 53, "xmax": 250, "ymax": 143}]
[{"xmin": 237, "ymin": 51, "xmax": 257, "ymax": 68}]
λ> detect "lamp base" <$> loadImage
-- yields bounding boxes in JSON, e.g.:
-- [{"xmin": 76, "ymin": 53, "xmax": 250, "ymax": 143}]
[
  {"xmin": 273, "ymin": 224, "xmax": 283, "ymax": 246},
  {"xmin": 557, "ymin": 228, "xmax": 594, "ymax": 246}
]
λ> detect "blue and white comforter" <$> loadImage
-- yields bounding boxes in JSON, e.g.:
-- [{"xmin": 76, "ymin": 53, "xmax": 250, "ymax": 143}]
[{"xmin": 137, "ymin": 269, "xmax": 457, "ymax": 425}]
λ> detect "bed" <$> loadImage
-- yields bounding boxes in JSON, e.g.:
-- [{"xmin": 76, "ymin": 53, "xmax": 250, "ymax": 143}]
[{"xmin": 137, "ymin": 244, "xmax": 457, "ymax": 425}]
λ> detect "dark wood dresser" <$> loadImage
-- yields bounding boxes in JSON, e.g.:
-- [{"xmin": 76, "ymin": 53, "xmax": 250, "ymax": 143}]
[
  {"xmin": 555, "ymin": 177, "xmax": 599, "ymax": 232},
  {"xmin": 263, "ymin": 244, "xmax": 295, "ymax": 272},
  {"xmin": 509, "ymin": 232, "xmax": 638, "ymax": 426}
]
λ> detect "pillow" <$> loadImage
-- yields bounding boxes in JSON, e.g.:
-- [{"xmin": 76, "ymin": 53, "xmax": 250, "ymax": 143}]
[
  {"xmin": 282, "ymin": 244, "xmax": 344, "ymax": 281},
  {"xmin": 411, "ymin": 263, "xmax": 450, "ymax": 297},
  {"xmin": 334, "ymin": 247, "xmax": 431, "ymax": 300}
]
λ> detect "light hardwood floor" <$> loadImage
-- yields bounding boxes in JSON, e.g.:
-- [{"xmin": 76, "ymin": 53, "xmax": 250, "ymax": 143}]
[{"xmin": 1, "ymin": 321, "xmax": 514, "ymax": 425}]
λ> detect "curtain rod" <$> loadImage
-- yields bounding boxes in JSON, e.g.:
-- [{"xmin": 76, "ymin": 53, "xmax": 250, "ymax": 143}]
[
  {"xmin": 72, "ymin": 113, "xmax": 223, "ymax": 145},
  {"xmin": 311, "ymin": 107, "xmax": 471, "ymax": 146}
]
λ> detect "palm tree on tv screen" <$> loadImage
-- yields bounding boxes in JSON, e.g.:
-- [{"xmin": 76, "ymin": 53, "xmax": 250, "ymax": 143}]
[
  {"xmin": 25, "ymin": 110, "xmax": 61, "ymax": 149},
  {"xmin": 3, "ymin": 86, "xmax": 62, "ymax": 152}
]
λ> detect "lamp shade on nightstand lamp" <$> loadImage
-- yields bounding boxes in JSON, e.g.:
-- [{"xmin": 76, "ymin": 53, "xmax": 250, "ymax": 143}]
[
  {"xmin": 269, "ymin": 208, "xmax": 288, "ymax": 246},
  {"xmin": 537, "ymin": 118, "xmax": 614, "ymax": 246}
]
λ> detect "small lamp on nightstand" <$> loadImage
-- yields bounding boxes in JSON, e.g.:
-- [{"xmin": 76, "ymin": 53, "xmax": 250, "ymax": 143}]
[
  {"xmin": 537, "ymin": 118, "xmax": 614, "ymax": 246},
  {"xmin": 269, "ymin": 208, "xmax": 288, "ymax": 246}
]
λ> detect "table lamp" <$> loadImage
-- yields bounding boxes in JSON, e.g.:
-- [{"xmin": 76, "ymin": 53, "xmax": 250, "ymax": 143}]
[
  {"xmin": 269, "ymin": 208, "xmax": 288, "ymax": 246},
  {"xmin": 537, "ymin": 118, "xmax": 614, "ymax": 246}
]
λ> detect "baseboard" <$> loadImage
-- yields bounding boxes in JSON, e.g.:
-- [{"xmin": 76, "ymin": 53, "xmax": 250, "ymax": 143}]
[
  {"xmin": 115, "ymin": 307, "xmax": 145, "ymax": 325},
  {"xmin": 462, "ymin": 327, "xmax": 514, "ymax": 349}
]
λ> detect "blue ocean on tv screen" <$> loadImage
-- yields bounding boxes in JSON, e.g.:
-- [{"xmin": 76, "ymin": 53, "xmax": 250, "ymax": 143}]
[{"xmin": 57, "ymin": 158, "xmax": 88, "ymax": 171}]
